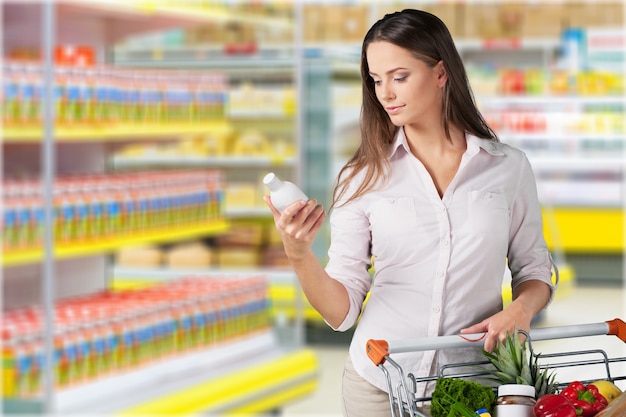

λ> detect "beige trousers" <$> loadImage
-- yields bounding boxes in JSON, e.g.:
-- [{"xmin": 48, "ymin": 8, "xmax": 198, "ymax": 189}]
[
  {"xmin": 341, "ymin": 355, "xmax": 396, "ymax": 417},
  {"xmin": 341, "ymin": 355, "xmax": 429, "ymax": 417}
]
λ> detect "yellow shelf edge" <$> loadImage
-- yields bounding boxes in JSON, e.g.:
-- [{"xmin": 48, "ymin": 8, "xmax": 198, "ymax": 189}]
[
  {"xmin": 3, "ymin": 220, "xmax": 229, "ymax": 267},
  {"xmin": 117, "ymin": 349, "xmax": 318, "ymax": 415},
  {"xmin": 225, "ymin": 380, "xmax": 318, "ymax": 416},
  {"xmin": 542, "ymin": 207, "xmax": 624, "ymax": 252},
  {"xmin": 2, "ymin": 121, "xmax": 233, "ymax": 143}
]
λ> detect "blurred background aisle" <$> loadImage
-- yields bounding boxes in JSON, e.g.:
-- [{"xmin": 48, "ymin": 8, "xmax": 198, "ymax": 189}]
[{"xmin": 2, "ymin": 1, "xmax": 624, "ymax": 415}]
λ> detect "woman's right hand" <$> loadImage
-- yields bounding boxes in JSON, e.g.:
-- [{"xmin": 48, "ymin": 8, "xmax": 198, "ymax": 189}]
[{"xmin": 263, "ymin": 196, "xmax": 326, "ymax": 262}]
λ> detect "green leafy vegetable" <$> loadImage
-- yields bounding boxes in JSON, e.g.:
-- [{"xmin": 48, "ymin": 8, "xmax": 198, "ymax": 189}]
[{"xmin": 430, "ymin": 377, "xmax": 496, "ymax": 417}]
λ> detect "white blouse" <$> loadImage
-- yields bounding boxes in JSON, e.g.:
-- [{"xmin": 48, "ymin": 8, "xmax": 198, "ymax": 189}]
[{"xmin": 325, "ymin": 128, "xmax": 555, "ymax": 396}]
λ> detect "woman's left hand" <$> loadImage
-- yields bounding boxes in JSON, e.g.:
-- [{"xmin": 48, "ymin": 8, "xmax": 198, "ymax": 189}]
[
  {"xmin": 459, "ymin": 302, "xmax": 533, "ymax": 352},
  {"xmin": 459, "ymin": 280, "xmax": 551, "ymax": 352}
]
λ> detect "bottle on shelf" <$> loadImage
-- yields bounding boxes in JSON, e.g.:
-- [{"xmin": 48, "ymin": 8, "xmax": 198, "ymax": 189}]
[{"xmin": 263, "ymin": 172, "xmax": 308, "ymax": 213}]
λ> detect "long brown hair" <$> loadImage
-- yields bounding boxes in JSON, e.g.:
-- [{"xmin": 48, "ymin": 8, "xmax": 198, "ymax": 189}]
[{"xmin": 332, "ymin": 9, "xmax": 498, "ymax": 208}]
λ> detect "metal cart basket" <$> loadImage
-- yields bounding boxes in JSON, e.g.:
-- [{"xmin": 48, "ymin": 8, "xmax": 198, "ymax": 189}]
[{"xmin": 366, "ymin": 318, "xmax": 626, "ymax": 417}]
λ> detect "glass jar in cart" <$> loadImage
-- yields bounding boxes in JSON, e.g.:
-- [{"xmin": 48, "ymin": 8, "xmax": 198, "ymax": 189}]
[{"xmin": 494, "ymin": 384, "xmax": 536, "ymax": 417}]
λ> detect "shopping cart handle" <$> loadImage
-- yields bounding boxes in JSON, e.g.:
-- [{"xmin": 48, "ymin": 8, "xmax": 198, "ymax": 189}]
[
  {"xmin": 366, "ymin": 319, "xmax": 626, "ymax": 365},
  {"xmin": 366, "ymin": 339, "xmax": 389, "ymax": 366},
  {"xmin": 607, "ymin": 318, "xmax": 626, "ymax": 342}
]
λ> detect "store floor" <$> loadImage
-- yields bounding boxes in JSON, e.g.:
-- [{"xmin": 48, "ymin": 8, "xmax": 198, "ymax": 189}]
[{"xmin": 281, "ymin": 282, "xmax": 626, "ymax": 416}]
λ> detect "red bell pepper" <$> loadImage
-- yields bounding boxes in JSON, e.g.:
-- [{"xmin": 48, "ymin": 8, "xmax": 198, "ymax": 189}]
[
  {"xmin": 559, "ymin": 381, "xmax": 608, "ymax": 417},
  {"xmin": 534, "ymin": 394, "xmax": 577, "ymax": 417}
]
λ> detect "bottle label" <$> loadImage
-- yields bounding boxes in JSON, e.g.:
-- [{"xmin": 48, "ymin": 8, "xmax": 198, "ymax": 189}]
[{"xmin": 495, "ymin": 404, "xmax": 534, "ymax": 417}]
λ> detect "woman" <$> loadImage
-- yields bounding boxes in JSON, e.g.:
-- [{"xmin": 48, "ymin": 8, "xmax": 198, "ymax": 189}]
[{"xmin": 264, "ymin": 9, "xmax": 554, "ymax": 417}]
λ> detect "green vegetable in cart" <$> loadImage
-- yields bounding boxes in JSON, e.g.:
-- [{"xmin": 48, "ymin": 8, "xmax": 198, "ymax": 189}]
[
  {"xmin": 480, "ymin": 328, "xmax": 558, "ymax": 397},
  {"xmin": 430, "ymin": 377, "xmax": 496, "ymax": 417}
]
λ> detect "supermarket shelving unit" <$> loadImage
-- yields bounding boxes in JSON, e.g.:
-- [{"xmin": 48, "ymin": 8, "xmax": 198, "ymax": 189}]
[
  {"xmin": 109, "ymin": 10, "xmax": 336, "ymax": 321},
  {"xmin": 111, "ymin": 45, "xmax": 300, "ymax": 220},
  {"xmin": 2, "ymin": 2, "xmax": 318, "ymax": 414}
]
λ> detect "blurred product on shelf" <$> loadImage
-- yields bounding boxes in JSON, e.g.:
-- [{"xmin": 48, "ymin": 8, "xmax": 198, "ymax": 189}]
[
  {"xmin": 225, "ymin": 183, "xmax": 260, "ymax": 209},
  {"xmin": 178, "ymin": 132, "xmax": 232, "ymax": 156},
  {"xmin": 303, "ymin": 4, "xmax": 374, "ymax": 42},
  {"xmin": 481, "ymin": 108, "xmax": 624, "ymax": 137},
  {"xmin": 215, "ymin": 223, "xmax": 290, "ymax": 269},
  {"xmin": 466, "ymin": 66, "xmax": 624, "ymax": 98},
  {"xmin": 2, "ymin": 60, "xmax": 228, "ymax": 128},
  {"xmin": 2, "ymin": 170, "xmax": 224, "ymax": 252},
  {"xmin": 114, "ymin": 221, "xmax": 290, "ymax": 270},
  {"xmin": 1, "ymin": 275, "xmax": 271, "ymax": 399},
  {"xmin": 217, "ymin": 247, "xmax": 260, "ymax": 268},
  {"xmin": 54, "ymin": 45, "xmax": 96, "ymax": 67},
  {"xmin": 228, "ymin": 83, "xmax": 295, "ymax": 118},
  {"xmin": 217, "ymin": 224, "xmax": 265, "ymax": 248},
  {"xmin": 116, "ymin": 245, "xmax": 164, "ymax": 268},
  {"xmin": 113, "ymin": 130, "xmax": 295, "ymax": 160},
  {"xmin": 165, "ymin": 242, "xmax": 214, "ymax": 269},
  {"xmin": 302, "ymin": 2, "xmax": 622, "ymax": 43},
  {"xmin": 230, "ymin": 130, "xmax": 273, "ymax": 155},
  {"xmin": 117, "ymin": 242, "xmax": 215, "ymax": 269}
]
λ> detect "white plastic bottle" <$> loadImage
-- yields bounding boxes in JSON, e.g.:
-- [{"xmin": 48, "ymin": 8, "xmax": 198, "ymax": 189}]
[{"xmin": 263, "ymin": 172, "xmax": 308, "ymax": 213}]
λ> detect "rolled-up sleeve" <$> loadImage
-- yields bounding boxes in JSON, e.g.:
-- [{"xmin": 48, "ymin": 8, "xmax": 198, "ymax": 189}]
[
  {"xmin": 324, "ymin": 200, "xmax": 373, "ymax": 331},
  {"xmin": 507, "ymin": 153, "xmax": 556, "ymax": 303}
]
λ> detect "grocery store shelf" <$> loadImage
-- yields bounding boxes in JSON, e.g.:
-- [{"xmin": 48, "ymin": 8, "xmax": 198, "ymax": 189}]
[
  {"xmin": 225, "ymin": 207, "xmax": 273, "ymax": 219},
  {"xmin": 112, "ymin": 154, "xmax": 296, "ymax": 169},
  {"xmin": 477, "ymin": 95, "xmax": 626, "ymax": 106},
  {"xmin": 2, "ymin": 121, "xmax": 233, "ymax": 143},
  {"xmin": 4, "ymin": 332, "xmax": 318, "ymax": 415},
  {"xmin": 501, "ymin": 133, "xmax": 625, "ymax": 142},
  {"xmin": 113, "ymin": 265, "xmax": 323, "ymax": 321},
  {"xmin": 305, "ymin": 37, "xmax": 560, "ymax": 57},
  {"xmin": 120, "ymin": 349, "xmax": 318, "ymax": 415},
  {"xmin": 115, "ymin": 45, "xmax": 296, "ymax": 70},
  {"xmin": 529, "ymin": 156, "xmax": 624, "ymax": 170},
  {"xmin": 2, "ymin": 221, "xmax": 229, "ymax": 267},
  {"xmin": 456, "ymin": 37, "xmax": 561, "ymax": 51},
  {"xmin": 4, "ymin": 2, "xmax": 292, "ymax": 47}
]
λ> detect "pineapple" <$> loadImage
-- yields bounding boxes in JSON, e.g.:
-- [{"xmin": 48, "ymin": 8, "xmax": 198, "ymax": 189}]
[{"xmin": 481, "ymin": 329, "xmax": 558, "ymax": 397}]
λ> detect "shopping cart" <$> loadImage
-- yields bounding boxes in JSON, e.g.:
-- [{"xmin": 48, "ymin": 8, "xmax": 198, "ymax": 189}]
[{"xmin": 366, "ymin": 318, "xmax": 626, "ymax": 417}]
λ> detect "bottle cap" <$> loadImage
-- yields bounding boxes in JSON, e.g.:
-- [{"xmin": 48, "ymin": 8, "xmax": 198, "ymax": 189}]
[
  {"xmin": 263, "ymin": 172, "xmax": 280, "ymax": 191},
  {"xmin": 263, "ymin": 172, "xmax": 277, "ymax": 185},
  {"xmin": 497, "ymin": 384, "xmax": 536, "ymax": 397}
]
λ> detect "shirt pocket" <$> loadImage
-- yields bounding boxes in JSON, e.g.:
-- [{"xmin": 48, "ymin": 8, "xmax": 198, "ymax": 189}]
[
  {"xmin": 467, "ymin": 190, "xmax": 510, "ymax": 241},
  {"xmin": 369, "ymin": 197, "xmax": 419, "ymax": 239}
]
